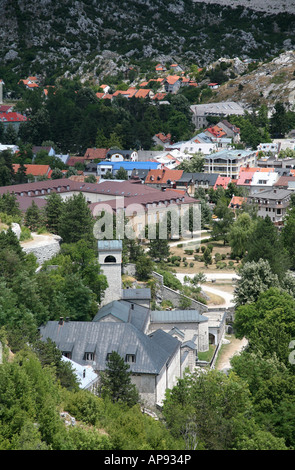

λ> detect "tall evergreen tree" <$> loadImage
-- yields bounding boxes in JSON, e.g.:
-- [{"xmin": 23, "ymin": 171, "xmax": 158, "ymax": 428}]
[
  {"xmin": 58, "ymin": 193, "xmax": 95, "ymax": 244},
  {"xmin": 100, "ymin": 351, "xmax": 139, "ymax": 407},
  {"xmin": 45, "ymin": 192, "xmax": 64, "ymax": 234}
]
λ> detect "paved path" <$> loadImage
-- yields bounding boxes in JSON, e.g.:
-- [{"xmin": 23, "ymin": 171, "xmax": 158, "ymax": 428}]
[
  {"xmin": 169, "ymin": 230, "xmax": 211, "ymax": 247},
  {"xmin": 216, "ymin": 337, "xmax": 248, "ymax": 372}
]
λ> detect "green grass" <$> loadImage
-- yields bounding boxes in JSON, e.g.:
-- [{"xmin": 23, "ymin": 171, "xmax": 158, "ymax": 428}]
[{"xmin": 198, "ymin": 344, "xmax": 216, "ymax": 362}]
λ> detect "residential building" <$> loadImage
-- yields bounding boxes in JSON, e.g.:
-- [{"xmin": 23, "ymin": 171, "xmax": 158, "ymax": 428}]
[
  {"xmin": 247, "ymin": 188, "xmax": 292, "ymax": 226},
  {"xmin": 176, "ymin": 172, "xmax": 219, "ymax": 195},
  {"xmin": 205, "ymin": 149, "xmax": 257, "ymax": 178},
  {"xmin": 12, "ymin": 164, "xmax": 51, "ymax": 181},
  {"xmin": 258, "ymin": 156, "xmax": 295, "ymax": 171},
  {"xmin": 145, "ymin": 169, "xmax": 183, "ymax": 190},
  {"xmin": 83, "ymin": 148, "xmax": 109, "ymax": 161},
  {"xmin": 213, "ymin": 175, "xmax": 231, "ymax": 190},
  {"xmin": 106, "ymin": 149, "xmax": 138, "ymax": 162},
  {"xmin": 217, "ymin": 120, "xmax": 241, "ymax": 143},
  {"xmin": 97, "ymin": 161, "xmax": 160, "ymax": 178},
  {"xmin": 257, "ymin": 142, "xmax": 280, "ymax": 154},
  {"xmin": 0, "ymin": 144, "xmax": 19, "ymax": 154},
  {"xmin": 167, "ymin": 138, "xmax": 217, "ymax": 155},
  {"xmin": 274, "ymin": 175, "xmax": 295, "ymax": 191},
  {"xmin": 190, "ymin": 101, "xmax": 245, "ymax": 129},
  {"xmin": 228, "ymin": 195, "xmax": 247, "ymax": 212},
  {"xmin": 164, "ymin": 75, "xmax": 182, "ymax": 94},
  {"xmin": 32, "ymin": 146, "xmax": 56, "ymax": 157},
  {"xmin": 152, "ymin": 133, "xmax": 172, "ymax": 147},
  {"xmin": 0, "ymin": 111, "xmax": 28, "ymax": 132},
  {"xmin": 249, "ymin": 170, "xmax": 279, "ymax": 195}
]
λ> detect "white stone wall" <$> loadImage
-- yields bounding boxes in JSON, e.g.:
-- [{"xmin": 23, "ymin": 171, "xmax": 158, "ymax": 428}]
[
  {"xmin": 149, "ymin": 321, "xmax": 208, "ymax": 352},
  {"xmin": 131, "ymin": 374, "xmax": 156, "ymax": 408},
  {"xmin": 100, "ymin": 263, "xmax": 122, "ymax": 305}
]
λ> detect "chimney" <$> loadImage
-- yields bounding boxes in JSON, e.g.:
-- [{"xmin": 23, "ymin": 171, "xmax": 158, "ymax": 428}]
[{"xmin": 59, "ymin": 317, "xmax": 64, "ymax": 326}]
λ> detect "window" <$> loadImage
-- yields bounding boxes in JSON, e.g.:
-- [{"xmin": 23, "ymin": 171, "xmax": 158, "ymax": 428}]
[
  {"xmin": 84, "ymin": 352, "xmax": 94, "ymax": 361},
  {"xmin": 63, "ymin": 351, "xmax": 72, "ymax": 359},
  {"xmin": 104, "ymin": 255, "xmax": 116, "ymax": 263},
  {"xmin": 125, "ymin": 354, "xmax": 136, "ymax": 363}
]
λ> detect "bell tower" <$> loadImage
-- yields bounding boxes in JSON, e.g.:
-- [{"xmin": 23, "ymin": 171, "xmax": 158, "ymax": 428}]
[{"xmin": 98, "ymin": 240, "xmax": 123, "ymax": 305}]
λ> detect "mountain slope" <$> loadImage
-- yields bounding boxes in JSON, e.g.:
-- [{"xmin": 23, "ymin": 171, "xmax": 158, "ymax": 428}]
[
  {"xmin": 0, "ymin": 0, "xmax": 295, "ymax": 83},
  {"xmin": 205, "ymin": 51, "xmax": 295, "ymax": 111}
]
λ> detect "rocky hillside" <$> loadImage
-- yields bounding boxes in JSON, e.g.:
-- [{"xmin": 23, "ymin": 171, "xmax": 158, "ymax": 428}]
[
  {"xmin": 205, "ymin": 51, "xmax": 295, "ymax": 111},
  {"xmin": 0, "ymin": 0, "xmax": 294, "ymax": 84},
  {"xmin": 193, "ymin": 0, "xmax": 295, "ymax": 15}
]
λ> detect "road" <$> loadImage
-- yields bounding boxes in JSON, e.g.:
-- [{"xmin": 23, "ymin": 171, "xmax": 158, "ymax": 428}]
[
  {"xmin": 169, "ymin": 230, "xmax": 211, "ymax": 247},
  {"xmin": 176, "ymin": 272, "xmax": 238, "ymax": 308}
]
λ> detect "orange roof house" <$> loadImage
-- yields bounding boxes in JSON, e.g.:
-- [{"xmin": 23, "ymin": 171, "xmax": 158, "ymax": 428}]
[
  {"xmin": 83, "ymin": 148, "xmax": 109, "ymax": 160},
  {"xmin": 228, "ymin": 196, "xmax": 247, "ymax": 210},
  {"xmin": 152, "ymin": 92, "xmax": 167, "ymax": 101},
  {"xmin": 205, "ymin": 125, "xmax": 227, "ymax": 139},
  {"xmin": 213, "ymin": 175, "xmax": 231, "ymax": 190},
  {"xmin": 134, "ymin": 88, "xmax": 152, "ymax": 99},
  {"xmin": 145, "ymin": 169, "xmax": 183, "ymax": 187},
  {"xmin": 13, "ymin": 164, "xmax": 51, "ymax": 179}
]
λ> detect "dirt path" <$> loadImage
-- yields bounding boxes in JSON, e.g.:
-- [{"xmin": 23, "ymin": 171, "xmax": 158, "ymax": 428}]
[{"xmin": 216, "ymin": 337, "xmax": 248, "ymax": 372}]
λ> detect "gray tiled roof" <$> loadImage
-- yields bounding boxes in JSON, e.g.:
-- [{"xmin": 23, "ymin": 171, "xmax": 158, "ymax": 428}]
[
  {"xmin": 93, "ymin": 300, "xmax": 150, "ymax": 332},
  {"xmin": 150, "ymin": 310, "xmax": 209, "ymax": 324},
  {"xmin": 122, "ymin": 288, "xmax": 151, "ymax": 300},
  {"xmin": 39, "ymin": 321, "xmax": 180, "ymax": 375},
  {"xmin": 97, "ymin": 240, "xmax": 122, "ymax": 251},
  {"xmin": 178, "ymin": 172, "xmax": 219, "ymax": 185}
]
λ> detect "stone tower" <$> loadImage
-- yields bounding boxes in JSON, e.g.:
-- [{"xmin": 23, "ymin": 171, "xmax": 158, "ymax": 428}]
[{"xmin": 97, "ymin": 240, "xmax": 123, "ymax": 306}]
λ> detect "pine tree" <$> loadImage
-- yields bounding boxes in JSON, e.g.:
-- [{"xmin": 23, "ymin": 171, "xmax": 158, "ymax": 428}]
[
  {"xmin": 24, "ymin": 201, "xmax": 44, "ymax": 232},
  {"xmin": 100, "ymin": 351, "xmax": 139, "ymax": 407},
  {"xmin": 58, "ymin": 193, "xmax": 95, "ymax": 244},
  {"xmin": 45, "ymin": 192, "xmax": 64, "ymax": 234}
]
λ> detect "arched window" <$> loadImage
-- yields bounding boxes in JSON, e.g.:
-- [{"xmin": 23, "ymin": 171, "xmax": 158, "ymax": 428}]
[{"xmin": 104, "ymin": 255, "xmax": 116, "ymax": 263}]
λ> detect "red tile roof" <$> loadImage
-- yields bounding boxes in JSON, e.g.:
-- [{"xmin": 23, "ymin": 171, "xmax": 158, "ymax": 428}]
[
  {"xmin": 145, "ymin": 169, "xmax": 183, "ymax": 185},
  {"xmin": 13, "ymin": 164, "xmax": 50, "ymax": 176},
  {"xmin": 152, "ymin": 92, "xmax": 167, "ymax": 101},
  {"xmin": 229, "ymin": 196, "xmax": 246, "ymax": 208},
  {"xmin": 66, "ymin": 156, "xmax": 86, "ymax": 166},
  {"xmin": 83, "ymin": 148, "xmax": 109, "ymax": 160},
  {"xmin": 135, "ymin": 89, "xmax": 151, "ymax": 98},
  {"xmin": 213, "ymin": 176, "xmax": 231, "ymax": 190},
  {"xmin": 205, "ymin": 125, "xmax": 226, "ymax": 138},
  {"xmin": 165, "ymin": 75, "xmax": 181, "ymax": 85},
  {"xmin": 0, "ymin": 112, "xmax": 27, "ymax": 123}
]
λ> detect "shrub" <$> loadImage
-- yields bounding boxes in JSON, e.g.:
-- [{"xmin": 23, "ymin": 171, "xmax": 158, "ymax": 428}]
[
  {"xmin": 215, "ymin": 252, "xmax": 222, "ymax": 262},
  {"xmin": 216, "ymin": 261, "xmax": 227, "ymax": 269},
  {"xmin": 19, "ymin": 225, "xmax": 32, "ymax": 241},
  {"xmin": 201, "ymin": 246, "xmax": 206, "ymax": 253},
  {"xmin": 189, "ymin": 262, "xmax": 194, "ymax": 268}
]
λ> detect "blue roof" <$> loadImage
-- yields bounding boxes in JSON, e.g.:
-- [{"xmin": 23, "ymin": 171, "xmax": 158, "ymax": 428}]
[{"xmin": 97, "ymin": 161, "xmax": 160, "ymax": 170}]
